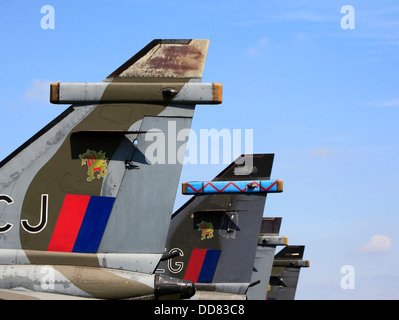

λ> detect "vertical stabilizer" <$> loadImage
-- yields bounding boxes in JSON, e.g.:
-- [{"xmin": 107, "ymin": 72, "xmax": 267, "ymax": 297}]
[
  {"xmin": 246, "ymin": 217, "xmax": 287, "ymax": 300},
  {"xmin": 267, "ymin": 245, "xmax": 309, "ymax": 300},
  {"xmin": 0, "ymin": 40, "xmax": 219, "ymax": 271},
  {"xmin": 158, "ymin": 154, "xmax": 283, "ymax": 297}
]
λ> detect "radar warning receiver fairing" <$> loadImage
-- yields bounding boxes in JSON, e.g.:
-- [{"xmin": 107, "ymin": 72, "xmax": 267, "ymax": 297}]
[{"xmin": 0, "ymin": 39, "xmax": 222, "ymax": 299}]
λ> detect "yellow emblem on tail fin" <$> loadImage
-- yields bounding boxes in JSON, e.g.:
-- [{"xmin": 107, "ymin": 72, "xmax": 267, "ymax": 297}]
[
  {"xmin": 79, "ymin": 149, "xmax": 108, "ymax": 182},
  {"xmin": 197, "ymin": 221, "xmax": 214, "ymax": 240}
]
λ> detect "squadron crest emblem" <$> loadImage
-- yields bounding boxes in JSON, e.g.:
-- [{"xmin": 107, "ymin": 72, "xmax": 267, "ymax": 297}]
[
  {"xmin": 197, "ymin": 221, "xmax": 214, "ymax": 240},
  {"xmin": 79, "ymin": 149, "xmax": 108, "ymax": 182}
]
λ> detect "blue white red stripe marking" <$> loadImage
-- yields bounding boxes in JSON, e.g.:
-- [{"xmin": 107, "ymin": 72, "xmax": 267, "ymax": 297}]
[
  {"xmin": 47, "ymin": 194, "xmax": 115, "ymax": 253},
  {"xmin": 184, "ymin": 249, "xmax": 221, "ymax": 283}
]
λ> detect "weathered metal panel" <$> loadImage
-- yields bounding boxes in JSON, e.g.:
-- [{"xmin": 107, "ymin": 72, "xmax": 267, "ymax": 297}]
[{"xmin": 115, "ymin": 39, "xmax": 209, "ymax": 78}]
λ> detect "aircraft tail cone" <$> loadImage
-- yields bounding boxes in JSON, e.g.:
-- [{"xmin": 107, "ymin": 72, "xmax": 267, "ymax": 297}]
[{"xmin": 154, "ymin": 274, "xmax": 196, "ymax": 300}]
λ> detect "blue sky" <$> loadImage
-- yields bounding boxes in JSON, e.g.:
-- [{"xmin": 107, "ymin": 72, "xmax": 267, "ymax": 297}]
[{"xmin": 1, "ymin": 1, "xmax": 398, "ymax": 299}]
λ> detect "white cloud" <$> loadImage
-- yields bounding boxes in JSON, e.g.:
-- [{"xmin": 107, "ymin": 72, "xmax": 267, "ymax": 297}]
[
  {"xmin": 24, "ymin": 79, "xmax": 54, "ymax": 103},
  {"xmin": 367, "ymin": 99, "xmax": 399, "ymax": 107},
  {"xmin": 353, "ymin": 234, "xmax": 392, "ymax": 253},
  {"xmin": 245, "ymin": 37, "xmax": 270, "ymax": 57},
  {"xmin": 309, "ymin": 147, "xmax": 338, "ymax": 158}
]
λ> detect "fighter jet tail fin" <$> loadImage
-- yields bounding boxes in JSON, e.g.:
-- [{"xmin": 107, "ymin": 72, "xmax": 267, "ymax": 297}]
[
  {"xmin": 159, "ymin": 154, "xmax": 284, "ymax": 298},
  {"xmin": 267, "ymin": 245, "xmax": 309, "ymax": 300},
  {"xmin": 246, "ymin": 217, "xmax": 287, "ymax": 300},
  {"xmin": 0, "ymin": 40, "xmax": 219, "ymax": 269}
]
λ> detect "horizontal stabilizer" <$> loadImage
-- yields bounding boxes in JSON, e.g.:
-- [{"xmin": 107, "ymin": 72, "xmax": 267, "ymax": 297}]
[{"xmin": 182, "ymin": 180, "xmax": 283, "ymax": 194}]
